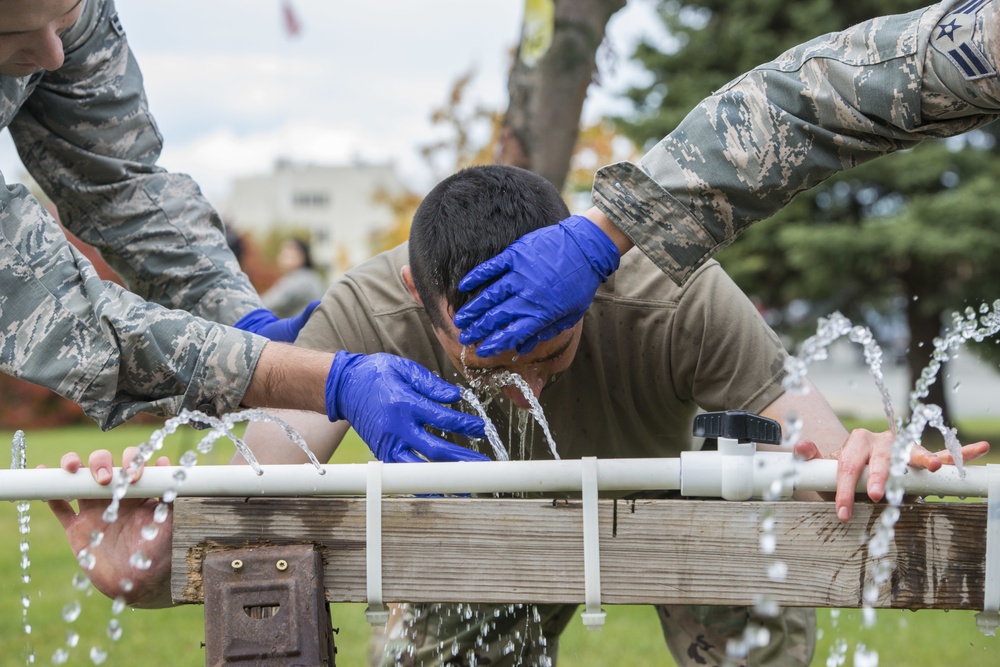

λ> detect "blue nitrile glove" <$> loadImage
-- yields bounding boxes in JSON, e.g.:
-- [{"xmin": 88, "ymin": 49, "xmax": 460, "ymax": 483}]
[
  {"xmin": 325, "ymin": 351, "xmax": 490, "ymax": 463},
  {"xmin": 453, "ymin": 215, "xmax": 620, "ymax": 357},
  {"xmin": 233, "ymin": 300, "xmax": 320, "ymax": 343}
]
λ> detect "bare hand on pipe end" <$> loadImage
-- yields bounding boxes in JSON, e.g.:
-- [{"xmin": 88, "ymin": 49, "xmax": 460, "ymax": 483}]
[{"xmin": 794, "ymin": 430, "xmax": 990, "ymax": 522}]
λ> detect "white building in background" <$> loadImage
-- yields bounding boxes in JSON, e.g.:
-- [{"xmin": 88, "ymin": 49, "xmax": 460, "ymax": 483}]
[{"xmin": 223, "ymin": 160, "xmax": 405, "ymax": 279}]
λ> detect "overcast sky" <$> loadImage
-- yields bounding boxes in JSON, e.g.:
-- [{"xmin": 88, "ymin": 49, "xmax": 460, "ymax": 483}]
[{"xmin": 0, "ymin": 0, "xmax": 666, "ymax": 207}]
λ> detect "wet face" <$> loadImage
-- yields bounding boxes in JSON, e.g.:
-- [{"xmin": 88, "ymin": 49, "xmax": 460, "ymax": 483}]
[
  {"xmin": 400, "ymin": 264, "xmax": 582, "ymax": 409},
  {"xmin": 433, "ymin": 311, "xmax": 582, "ymax": 410},
  {"xmin": 0, "ymin": 0, "xmax": 83, "ymax": 77}
]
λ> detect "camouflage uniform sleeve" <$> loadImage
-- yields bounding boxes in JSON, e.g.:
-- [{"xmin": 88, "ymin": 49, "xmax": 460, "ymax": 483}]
[
  {"xmin": 8, "ymin": 0, "xmax": 262, "ymax": 323},
  {"xmin": 593, "ymin": 0, "xmax": 1000, "ymax": 284},
  {"xmin": 0, "ymin": 0, "xmax": 267, "ymax": 428},
  {"xmin": 0, "ymin": 179, "xmax": 267, "ymax": 428}
]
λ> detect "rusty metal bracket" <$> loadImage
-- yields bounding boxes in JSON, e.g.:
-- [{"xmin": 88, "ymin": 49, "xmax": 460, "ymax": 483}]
[{"xmin": 203, "ymin": 543, "xmax": 335, "ymax": 666}]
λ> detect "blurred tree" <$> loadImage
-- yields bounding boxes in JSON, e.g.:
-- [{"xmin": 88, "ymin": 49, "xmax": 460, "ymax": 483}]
[
  {"xmin": 370, "ymin": 188, "xmax": 424, "ymax": 254},
  {"xmin": 372, "ymin": 56, "xmax": 638, "ymax": 255},
  {"xmin": 614, "ymin": 0, "xmax": 1000, "ymax": 425},
  {"xmin": 564, "ymin": 120, "xmax": 638, "ymax": 196},
  {"xmin": 497, "ymin": 0, "xmax": 628, "ymax": 190},
  {"xmin": 419, "ymin": 69, "xmax": 504, "ymax": 181}
]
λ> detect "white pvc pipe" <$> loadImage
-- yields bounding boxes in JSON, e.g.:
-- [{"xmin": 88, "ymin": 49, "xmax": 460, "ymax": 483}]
[
  {"xmin": 0, "ymin": 453, "xmax": 991, "ymax": 502},
  {"xmin": 0, "ymin": 458, "xmax": 684, "ymax": 501}
]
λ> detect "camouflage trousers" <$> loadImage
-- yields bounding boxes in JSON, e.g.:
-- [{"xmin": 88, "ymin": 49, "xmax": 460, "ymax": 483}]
[{"xmin": 371, "ymin": 602, "xmax": 815, "ymax": 667}]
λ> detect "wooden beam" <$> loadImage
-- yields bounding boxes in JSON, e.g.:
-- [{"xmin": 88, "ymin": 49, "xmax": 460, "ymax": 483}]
[{"xmin": 171, "ymin": 497, "xmax": 986, "ymax": 610}]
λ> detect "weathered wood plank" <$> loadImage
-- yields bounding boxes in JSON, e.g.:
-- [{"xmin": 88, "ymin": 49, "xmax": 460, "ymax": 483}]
[{"xmin": 171, "ymin": 498, "xmax": 986, "ymax": 610}]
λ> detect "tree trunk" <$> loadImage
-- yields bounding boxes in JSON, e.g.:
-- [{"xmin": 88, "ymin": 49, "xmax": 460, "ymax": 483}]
[
  {"xmin": 497, "ymin": 0, "xmax": 627, "ymax": 191},
  {"xmin": 904, "ymin": 301, "xmax": 953, "ymax": 432}
]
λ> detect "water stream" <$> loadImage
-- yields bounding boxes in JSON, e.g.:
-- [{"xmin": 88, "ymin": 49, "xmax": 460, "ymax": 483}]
[
  {"xmin": 11, "ymin": 431, "xmax": 34, "ymax": 665},
  {"xmin": 8, "ymin": 302, "xmax": 1000, "ymax": 664},
  {"xmin": 750, "ymin": 302, "xmax": 1000, "ymax": 666}
]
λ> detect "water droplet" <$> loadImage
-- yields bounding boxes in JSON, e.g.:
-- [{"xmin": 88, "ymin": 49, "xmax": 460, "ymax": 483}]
[
  {"xmin": 140, "ymin": 524, "xmax": 159, "ymax": 541},
  {"xmin": 52, "ymin": 648, "xmax": 69, "ymax": 664},
  {"xmin": 72, "ymin": 573, "xmax": 90, "ymax": 591},
  {"xmin": 106, "ymin": 619, "xmax": 123, "ymax": 642},
  {"xmin": 21, "ymin": 594, "xmax": 30, "ymax": 609},
  {"xmin": 768, "ymin": 560, "xmax": 788, "ymax": 582},
  {"xmin": 726, "ymin": 638, "xmax": 749, "ymax": 659},
  {"xmin": 863, "ymin": 582, "xmax": 880, "ymax": 604},
  {"xmin": 89, "ymin": 646, "xmax": 108, "ymax": 664},
  {"xmin": 112, "ymin": 597, "xmax": 127, "ymax": 615},
  {"xmin": 119, "ymin": 579, "xmax": 134, "ymax": 594},
  {"xmin": 874, "ymin": 561, "xmax": 893, "ymax": 585},
  {"xmin": 88, "ymin": 530, "xmax": 104, "ymax": 548},
  {"xmin": 62, "ymin": 601, "xmax": 82, "ymax": 623},
  {"xmin": 753, "ymin": 595, "xmax": 780, "ymax": 617},
  {"xmin": 153, "ymin": 503, "xmax": 170, "ymax": 524},
  {"xmin": 162, "ymin": 489, "xmax": 178, "ymax": 504},
  {"xmin": 759, "ymin": 534, "xmax": 776, "ymax": 554},
  {"xmin": 129, "ymin": 551, "xmax": 152, "ymax": 570},
  {"xmin": 66, "ymin": 630, "xmax": 80, "ymax": 648},
  {"xmin": 77, "ymin": 550, "xmax": 97, "ymax": 571}
]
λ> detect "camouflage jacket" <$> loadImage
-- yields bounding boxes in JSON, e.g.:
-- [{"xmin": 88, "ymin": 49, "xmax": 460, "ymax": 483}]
[
  {"xmin": 0, "ymin": 0, "xmax": 266, "ymax": 428},
  {"xmin": 594, "ymin": 0, "xmax": 1000, "ymax": 284}
]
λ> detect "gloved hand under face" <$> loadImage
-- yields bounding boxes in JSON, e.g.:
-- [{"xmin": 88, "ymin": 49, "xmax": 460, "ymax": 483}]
[
  {"xmin": 324, "ymin": 351, "xmax": 489, "ymax": 463},
  {"xmin": 233, "ymin": 300, "xmax": 320, "ymax": 342},
  {"xmin": 453, "ymin": 215, "xmax": 620, "ymax": 357}
]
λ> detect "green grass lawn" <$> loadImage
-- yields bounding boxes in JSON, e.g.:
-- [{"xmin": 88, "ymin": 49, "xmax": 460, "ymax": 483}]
[{"xmin": 0, "ymin": 418, "xmax": 998, "ymax": 665}]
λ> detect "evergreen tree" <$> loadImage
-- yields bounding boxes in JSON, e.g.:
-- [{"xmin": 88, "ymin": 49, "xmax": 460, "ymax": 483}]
[{"xmin": 616, "ymin": 0, "xmax": 1000, "ymax": 423}]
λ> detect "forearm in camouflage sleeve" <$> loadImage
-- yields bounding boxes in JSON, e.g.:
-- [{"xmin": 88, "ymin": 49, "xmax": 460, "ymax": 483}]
[
  {"xmin": 0, "ymin": 183, "xmax": 265, "ymax": 429},
  {"xmin": 8, "ymin": 0, "xmax": 262, "ymax": 325},
  {"xmin": 595, "ymin": 0, "xmax": 1000, "ymax": 284}
]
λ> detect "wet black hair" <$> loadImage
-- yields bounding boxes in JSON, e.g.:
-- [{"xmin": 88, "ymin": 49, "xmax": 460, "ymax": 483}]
[{"xmin": 408, "ymin": 165, "xmax": 570, "ymax": 330}]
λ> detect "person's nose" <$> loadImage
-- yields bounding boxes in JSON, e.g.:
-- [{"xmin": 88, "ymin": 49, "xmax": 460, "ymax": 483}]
[
  {"xmin": 29, "ymin": 28, "xmax": 66, "ymax": 71},
  {"xmin": 502, "ymin": 372, "xmax": 546, "ymax": 409}
]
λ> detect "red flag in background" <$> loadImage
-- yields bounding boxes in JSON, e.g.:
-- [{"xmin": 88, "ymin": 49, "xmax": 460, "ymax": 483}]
[{"xmin": 282, "ymin": 1, "xmax": 302, "ymax": 37}]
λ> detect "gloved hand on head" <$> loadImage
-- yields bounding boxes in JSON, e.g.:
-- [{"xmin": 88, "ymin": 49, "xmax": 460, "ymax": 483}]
[{"xmin": 454, "ymin": 215, "xmax": 620, "ymax": 358}]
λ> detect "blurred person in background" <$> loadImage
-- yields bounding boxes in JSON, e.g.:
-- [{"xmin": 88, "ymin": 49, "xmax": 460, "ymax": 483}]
[{"xmin": 263, "ymin": 237, "xmax": 326, "ymax": 319}]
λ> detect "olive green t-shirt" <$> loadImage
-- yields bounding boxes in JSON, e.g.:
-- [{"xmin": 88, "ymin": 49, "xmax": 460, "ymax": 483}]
[{"xmin": 298, "ymin": 244, "xmax": 787, "ymax": 461}]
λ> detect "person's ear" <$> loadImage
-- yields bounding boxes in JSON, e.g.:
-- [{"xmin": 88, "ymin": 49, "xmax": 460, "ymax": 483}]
[{"xmin": 400, "ymin": 265, "xmax": 423, "ymax": 306}]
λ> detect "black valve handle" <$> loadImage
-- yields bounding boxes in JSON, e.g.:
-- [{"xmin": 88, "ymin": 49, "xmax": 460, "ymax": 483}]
[{"xmin": 693, "ymin": 410, "xmax": 782, "ymax": 448}]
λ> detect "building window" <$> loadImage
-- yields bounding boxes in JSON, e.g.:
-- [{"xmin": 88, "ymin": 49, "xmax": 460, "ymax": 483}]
[{"xmin": 292, "ymin": 191, "xmax": 330, "ymax": 209}]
